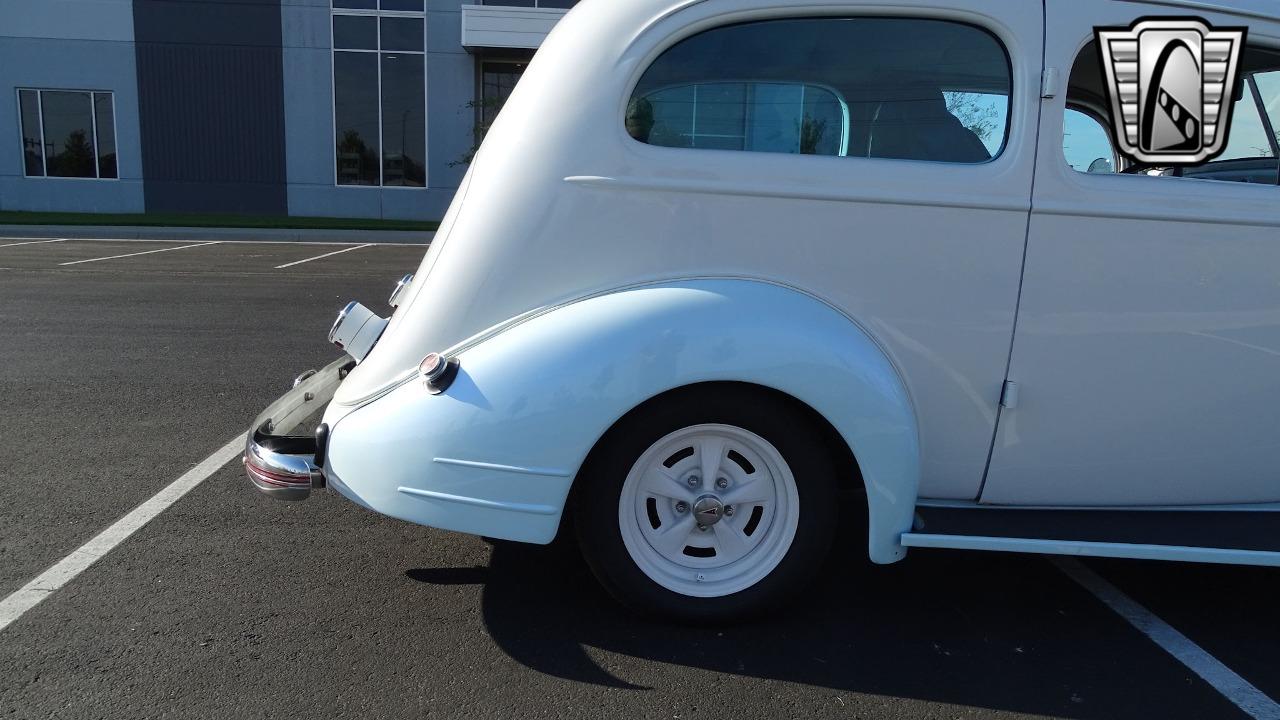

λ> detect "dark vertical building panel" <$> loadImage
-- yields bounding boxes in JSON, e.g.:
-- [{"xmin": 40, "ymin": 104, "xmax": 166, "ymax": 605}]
[{"xmin": 133, "ymin": 0, "xmax": 287, "ymax": 214}]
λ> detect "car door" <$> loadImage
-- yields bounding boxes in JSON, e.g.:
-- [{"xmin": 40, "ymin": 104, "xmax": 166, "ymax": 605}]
[
  {"xmin": 981, "ymin": 0, "xmax": 1280, "ymax": 506},
  {"xmin": 575, "ymin": 1, "xmax": 1044, "ymax": 504}
]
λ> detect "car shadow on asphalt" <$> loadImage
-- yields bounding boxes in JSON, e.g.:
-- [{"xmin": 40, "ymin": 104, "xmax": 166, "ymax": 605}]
[{"xmin": 404, "ymin": 505, "xmax": 1237, "ymax": 719}]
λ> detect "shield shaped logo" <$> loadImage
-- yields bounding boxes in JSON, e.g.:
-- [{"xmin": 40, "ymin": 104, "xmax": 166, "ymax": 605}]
[{"xmin": 1096, "ymin": 18, "xmax": 1247, "ymax": 165}]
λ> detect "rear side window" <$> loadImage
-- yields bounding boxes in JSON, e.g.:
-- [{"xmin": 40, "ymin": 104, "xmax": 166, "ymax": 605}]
[{"xmin": 627, "ymin": 18, "xmax": 1012, "ymax": 163}]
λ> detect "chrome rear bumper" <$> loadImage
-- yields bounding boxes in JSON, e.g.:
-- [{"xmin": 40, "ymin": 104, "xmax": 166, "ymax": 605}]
[
  {"xmin": 244, "ymin": 425, "xmax": 325, "ymax": 500},
  {"xmin": 243, "ymin": 357, "xmax": 354, "ymax": 501}
]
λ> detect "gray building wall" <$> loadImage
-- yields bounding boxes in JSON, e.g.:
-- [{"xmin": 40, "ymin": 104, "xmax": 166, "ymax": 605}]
[
  {"xmin": 0, "ymin": 0, "xmax": 144, "ymax": 212},
  {"xmin": 133, "ymin": 0, "xmax": 288, "ymax": 214},
  {"xmin": 423, "ymin": 1, "xmax": 475, "ymax": 212},
  {"xmin": 283, "ymin": 0, "xmax": 471, "ymax": 221},
  {"xmin": 1, "ymin": 0, "xmax": 494, "ymax": 220}
]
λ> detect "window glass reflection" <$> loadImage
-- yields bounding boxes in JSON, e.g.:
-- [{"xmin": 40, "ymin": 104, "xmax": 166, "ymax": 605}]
[
  {"xmin": 380, "ymin": 17, "xmax": 423, "ymax": 52},
  {"xmin": 381, "ymin": 53, "xmax": 426, "ymax": 186},
  {"xmin": 380, "ymin": 0, "xmax": 423, "ymax": 11},
  {"xmin": 1214, "ymin": 89, "xmax": 1274, "ymax": 161},
  {"xmin": 481, "ymin": 62, "xmax": 526, "ymax": 131},
  {"xmin": 334, "ymin": 52, "xmax": 381, "ymax": 185},
  {"xmin": 41, "ymin": 90, "xmax": 97, "ymax": 178},
  {"xmin": 630, "ymin": 18, "xmax": 1011, "ymax": 163},
  {"xmin": 1063, "ymin": 108, "xmax": 1115, "ymax": 173},
  {"xmin": 638, "ymin": 82, "xmax": 847, "ymax": 155},
  {"xmin": 19, "ymin": 90, "xmax": 43, "ymax": 176},
  {"xmin": 1256, "ymin": 71, "xmax": 1280, "ymax": 134},
  {"xmin": 333, "ymin": 15, "xmax": 377, "ymax": 50},
  {"xmin": 94, "ymin": 93, "xmax": 117, "ymax": 179}
]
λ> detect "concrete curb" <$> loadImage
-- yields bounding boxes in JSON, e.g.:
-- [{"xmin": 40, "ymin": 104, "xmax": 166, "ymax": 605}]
[{"xmin": 0, "ymin": 224, "xmax": 435, "ymax": 244}]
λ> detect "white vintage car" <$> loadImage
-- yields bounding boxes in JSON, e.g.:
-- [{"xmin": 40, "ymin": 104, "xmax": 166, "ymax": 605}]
[{"xmin": 246, "ymin": 0, "xmax": 1280, "ymax": 620}]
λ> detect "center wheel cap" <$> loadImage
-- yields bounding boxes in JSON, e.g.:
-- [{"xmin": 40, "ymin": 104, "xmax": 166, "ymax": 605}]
[{"xmin": 692, "ymin": 495, "xmax": 725, "ymax": 526}]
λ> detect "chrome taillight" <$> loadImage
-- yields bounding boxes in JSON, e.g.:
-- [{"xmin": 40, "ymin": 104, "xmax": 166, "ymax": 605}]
[
  {"xmin": 388, "ymin": 273, "xmax": 414, "ymax": 308},
  {"xmin": 329, "ymin": 301, "xmax": 388, "ymax": 362},
  {"xmin": 419, "ymin": 352, "xmax": 459, "ymax": 394}
]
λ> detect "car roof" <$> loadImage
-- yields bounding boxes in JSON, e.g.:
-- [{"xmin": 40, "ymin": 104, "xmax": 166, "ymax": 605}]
[{"xmin": 1126, "ymin": 0, "xmax": 1278, "ymax": 22}]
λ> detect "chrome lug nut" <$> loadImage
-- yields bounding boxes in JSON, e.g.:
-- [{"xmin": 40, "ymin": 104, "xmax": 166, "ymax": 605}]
[
  {"xmin": 715, "ymin": 477, "xmax": 729, "ymax": 489},
  {"xmin": 675, "ymin": 501, "xmax": 689, "ymax": 513},
  {"xmin": 686, "ymin": 475, "xmax": 700, "ymax": 487},
  {"xmin": 724, "ymin": 506, "xmax": 734, "ymax": 517}
]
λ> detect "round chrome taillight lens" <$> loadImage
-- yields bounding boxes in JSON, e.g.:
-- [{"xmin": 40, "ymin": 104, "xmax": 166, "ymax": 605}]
[
  {"xmin": 419, "ymin": 352, "xmax": 459, "ymax": 394},
  {"xmin": 419, "ymin": 352, "xmax": 446, "ymax": 380}
]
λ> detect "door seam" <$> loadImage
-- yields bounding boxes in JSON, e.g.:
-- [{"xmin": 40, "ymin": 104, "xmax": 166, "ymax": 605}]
[{"xmin": 975, "ymin": 0, "xmax": 1048, "ymax": 503}]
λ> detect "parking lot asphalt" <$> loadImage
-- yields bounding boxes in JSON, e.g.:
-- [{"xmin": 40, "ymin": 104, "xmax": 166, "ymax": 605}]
[{"xmin": 0, "ymin": 238, "xmax": 1276, "ymax": 720}]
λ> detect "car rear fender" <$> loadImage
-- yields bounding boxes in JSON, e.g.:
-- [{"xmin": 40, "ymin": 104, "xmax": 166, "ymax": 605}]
[{"xmin": 326, "ymin": 278, "xmax": 920, "ymax": 562}]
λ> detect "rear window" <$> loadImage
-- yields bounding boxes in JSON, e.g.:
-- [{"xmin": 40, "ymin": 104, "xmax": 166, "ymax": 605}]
[{"xmin": 627, "ymin": 17, "xmax": 1012, "ymax": 164}]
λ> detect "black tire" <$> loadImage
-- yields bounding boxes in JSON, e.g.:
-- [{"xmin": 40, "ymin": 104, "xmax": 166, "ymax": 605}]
[{"xmin": 573, "ymin": 385, "xmax": 839, "ymax": 623}]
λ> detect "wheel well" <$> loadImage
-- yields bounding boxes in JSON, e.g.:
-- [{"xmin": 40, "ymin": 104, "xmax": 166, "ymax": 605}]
[{"xmin": 563, "ymin": 381, "xmax": 865, "ymax": 536}]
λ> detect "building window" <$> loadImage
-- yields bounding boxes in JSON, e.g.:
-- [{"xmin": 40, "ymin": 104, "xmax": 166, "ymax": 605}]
[
  {"xmin": 17, "ymin": 89, "xmax": 118, "ymax": 179},
  {"xmin": 628, "ymin": 18, "xmax": 1011, "ymax": 164},
  {"xmin": 332, "ymin": 1, "xmax": 426, "ymax": 187},
  {"xmin": 477, "ymin": 1, "xmax": 577, "ymax": 7},
  {"xmin": 480, "ymin": 61, "xmax": 527, "ymax": 134}
]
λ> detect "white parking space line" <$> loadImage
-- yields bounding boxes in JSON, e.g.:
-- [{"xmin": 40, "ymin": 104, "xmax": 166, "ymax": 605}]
[
  {"xmin": 57, "ymin": 241, "xmax": 221, "ymax": 266},
  {"xmin": 274, "ymin": 243, "xmax": 373, "ymax": 269},
  {"xmin": 1, "ymin": 237, "xmax": 411, "ymax": 246},
  {"xmin": 0, "ymin": 435, "xmax": 245, "ymax": 635},
  {"xmin": 1056, "ymin": 558, "xmax": 1280, "ymax": 720},
  {"xmin": 0, "ymin": 239, "xmax": 65, "ymax": 249}
]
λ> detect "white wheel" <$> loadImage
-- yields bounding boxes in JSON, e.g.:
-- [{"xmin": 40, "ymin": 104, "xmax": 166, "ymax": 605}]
[
  {"xmin": 618, "ymin": 424, "xmax": 800, "ymax": 597},
  {"xmin": 575, "ymin": 386, "xmax": 838, "ymax": 621}
]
